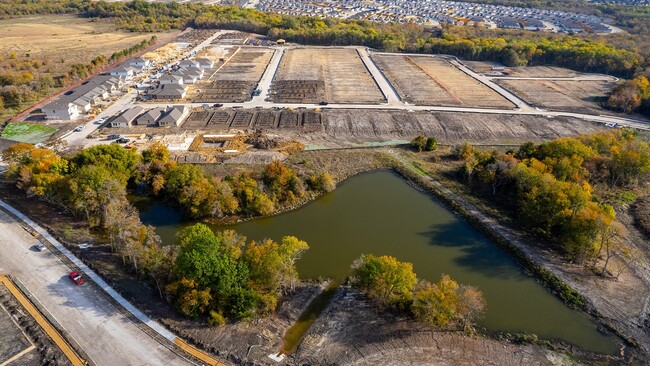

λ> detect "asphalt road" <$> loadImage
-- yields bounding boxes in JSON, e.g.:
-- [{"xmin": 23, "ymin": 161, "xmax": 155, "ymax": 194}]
[{"xmin": 0, "ymin": 209, "xmax": 192, "ymax": 366}]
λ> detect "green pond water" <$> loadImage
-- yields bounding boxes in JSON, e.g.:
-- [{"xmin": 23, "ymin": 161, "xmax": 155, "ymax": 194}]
[{"xmin": 136, "ymin": 170, "xmax": 618, "ymax": 354}]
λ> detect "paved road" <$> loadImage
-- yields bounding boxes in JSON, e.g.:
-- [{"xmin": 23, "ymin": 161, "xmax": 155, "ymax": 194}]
[
  {"xmin": 250, "ymin": 47, "xmax": 284, "ymax": 105},
  {"xmin": 0, "ymin": 209, "xmax": 192, "ymax": 366},
  {"xmin": 358, "ymin": 48, "xmax": 401, "ymax": 104}
]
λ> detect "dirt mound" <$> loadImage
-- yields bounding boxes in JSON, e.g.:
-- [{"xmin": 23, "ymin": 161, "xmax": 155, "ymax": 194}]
[{"xmin": 633, "ymin": 194, "xmax": 650, "ymax": 238}]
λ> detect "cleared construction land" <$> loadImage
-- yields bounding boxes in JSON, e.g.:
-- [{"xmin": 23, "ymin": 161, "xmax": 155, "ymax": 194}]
[
  {"xmin": 181, "ymin": 108, "xmax": 323, "ymax": 132},
  {"xmin": 496, "ymin": 79, "xmax": 617, "ymax": 114},
  {"xmin": 315, "ymin": 110, "xmax": 604, "ymax": 146},
  {"xmin": 0, "ymin": 277, "xmax": 73, "ymax": 366},
  {"xmin": 373, "ymin": 55, "xmax": 513, "ymax": 108},
  {"xmin": 269, "ymin": 48, "xmax": 385, "ymax": 104},
  {"xmin": 196, "ymin": 48, "xmax": 274, "ymax": 103},
  {"xmin": 465, "ymin": 62, "xmax": 581, "ymax": 78}
]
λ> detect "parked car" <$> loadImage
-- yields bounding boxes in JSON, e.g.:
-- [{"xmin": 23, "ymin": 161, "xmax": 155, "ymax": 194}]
[
  {"xmin": 68, "ymin": 271, "xmax": 85, "ymax": 285},
  {"xmin": 73, "ymin": 125, "xmax": 84, "ymax": 132},
  {"xmin": 34, "ymin": 243, "xmax": 46, "ymax": 251},
  {"xmin": 318, "ymin": 101, "xmax": 329, "ymax": 106},
  {"xmin": 94, "ymin": 118, "xmax": 106, "ymax": 125},
  {"xmin": 116, "ymin": 137, "xmax": 130, "ymax": 144},
  {"xmin": 107, "ymin": 134, "xmax": 120, "ymax": 140},
  {"xmin": 213, "ymin": 103, "xmax": 223, "ymax": 108}
]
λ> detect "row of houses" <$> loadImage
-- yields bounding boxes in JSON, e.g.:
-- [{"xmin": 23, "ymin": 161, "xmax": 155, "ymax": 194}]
[
  {"xmin": 109, "ymin": 106, "xmax": 189, "ymax": 128},
  {"xmin": 253, "ymin": 0, "xmax": 613, "ymax": 34},
  {"xmin": 148, "ymin": 57, "xmax": 215, "ymax": 100},
  {"xmin": 43, "ymin": 57, "xmax": 156, "ymax": 120},
  {"xmin": 44, "ymin": 75, "xmax": 127, "ymax": 120}
]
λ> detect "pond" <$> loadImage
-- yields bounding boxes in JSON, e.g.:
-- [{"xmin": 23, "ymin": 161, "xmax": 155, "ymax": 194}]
[{"xmin": 136, "ymin": 170, "xmax": 618, "ymax": 354}]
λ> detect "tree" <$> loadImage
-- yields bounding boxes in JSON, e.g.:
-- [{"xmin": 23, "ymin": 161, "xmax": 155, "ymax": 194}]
[
  {"xmin": 411, "ymin": 276, "xmax": 459, "ymax": 327},
  {"xmin": 72, "ymin": 144, "xmax": 139, "ymax": 186},
  {"xmin": 262, "ymin": 160, "xmax": 305, "ymax": 205},
  {"xmin": 350, "ymin": 254, "xmax": 417, "ymax": 307},
  {"xmin": 411, "ymin": 135, "xmax": 427, "ymax": 152},
  {"xmin": 425, "ymin": 137, "xmax": 438, "ymax": 151},
  {"xmin": 244, "ymin": 236, "xmax": 309, "ymax": 294}
]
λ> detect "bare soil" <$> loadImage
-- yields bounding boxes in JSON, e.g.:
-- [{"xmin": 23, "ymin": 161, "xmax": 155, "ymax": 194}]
[
  {"xmin": 196, "ymin": 48, "xmax": 273, "ymax": 103},
  {"xmin": 294, "ymin": 286, "xmax": 594, "ymax": 366},
  {"xmin": 270, "ymin": 48, "xmax": 384, "ymax": 104},
  {"xmin": 497, "ymin": 79, "xmax": 617, "ymax": 114},
  {"xmin": 464, "ymin": 62, "xmax": 581, "ymax": 78},
  {"xmin": 0, "ymin": 282, "xmax": 70, "ymax": 366},
  {"xmin": 302, "ymin": 110, "xmax": 605, "ymax": 148},
  {"xmin": 633, "ymin": 194, "xmax": 650, "ymax": 237},
  {"xmin": 393, "ymin": 56, "xmax": 513, "ymax": 108}
]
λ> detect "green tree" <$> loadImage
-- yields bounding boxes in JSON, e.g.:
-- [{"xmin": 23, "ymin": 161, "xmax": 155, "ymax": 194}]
[{"xmin": 350, "ymin": 254, "xmax": 417, "ymax": 307}]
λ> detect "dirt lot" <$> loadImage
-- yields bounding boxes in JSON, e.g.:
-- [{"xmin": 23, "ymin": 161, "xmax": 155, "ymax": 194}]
[
  {"xmin": 497, "ymin": 79, "xmax": 617, "ymax": 114},
  {"xmin": 295, "ymin": 286, "xmax": 599, "ymax": 366},
  {"xmin": 0, "ymin": 281, "xmax": 69, "ymax": 366},
  {"xmin": 464, "ymin": 62, "xmax": 581, "ymax": 78},
  {"xmin": 375, "ymin": 55, "xmax": 512, "ymax": 108},
  {"xmin": 196, "ymin": 48, "xmax": 274, "ymax": 103},
  {"xmin": 269, "ymin": 48, "xmax": 384, "ymax": 104},
  {"xmin": 301, "ymin": 110, "xmax": 604, "ymax": 147},
  {"xmin": 0, "ymin": 15, "xmax": 173, "ymax": 75}
]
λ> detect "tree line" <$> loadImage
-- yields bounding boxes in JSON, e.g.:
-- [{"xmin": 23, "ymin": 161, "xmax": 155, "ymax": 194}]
[
  {"xmin": 0, "ymin": 0, "xmax": 647, "ymax": 79},
  {"xmin": 441, "ymin": 130, "xmax": 649, "ymax": 277}
]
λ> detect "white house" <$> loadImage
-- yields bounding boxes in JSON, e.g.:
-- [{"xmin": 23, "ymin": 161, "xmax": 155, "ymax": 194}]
[
  {"xmin": 108, "ymin": 66, "xmax": 136, "ymax": 80},
  {"xmin": 44, "ymin": 102, "xmax": 80, "ymax": 120},
  {"xmin": 129, "ymin": 57, "xmax": 151, "ymax": 69},
  {"xmin": 135, "ymin": 107, "xmax": 166, "ymax": 126}
]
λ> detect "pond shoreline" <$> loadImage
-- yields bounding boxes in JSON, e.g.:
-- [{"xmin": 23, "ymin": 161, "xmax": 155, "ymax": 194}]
[{"xmin": 383, "ymin": 150, "xmax": 646, "ymax": 362}]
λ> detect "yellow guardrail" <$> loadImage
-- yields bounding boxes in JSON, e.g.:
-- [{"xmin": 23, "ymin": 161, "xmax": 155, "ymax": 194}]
[{"xmin": 0, "ymin": 275, "xmax": 85, "ymax": 366}]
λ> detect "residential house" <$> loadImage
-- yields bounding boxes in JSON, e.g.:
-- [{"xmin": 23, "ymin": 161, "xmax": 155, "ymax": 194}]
[
  {"xmin": 149, "ymin": 84, "xmax": 188, "ymax": 100},
  {"xmin": 160, "ymin": 74, "xmax": 184, "ymax": 85},
  {"xmin": 135, "ymin": 107, "xmax": 166, "ymax": 126},
  {"xmin": 158, "ymin": 106, "xmax": 189, "ymax": 127},
  {"xmin": 110, "ymin": 106, "xmax": 144, "ymax": 128}
]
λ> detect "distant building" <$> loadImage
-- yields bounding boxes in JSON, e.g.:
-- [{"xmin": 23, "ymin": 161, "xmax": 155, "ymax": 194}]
[
  {"xmin": 43, "ymin": 75, "xmax": 124, "ymax": 120},
  {"xmin": 128, "ymin": 57, "xmax": 151, "ymax": 69},
  {"xmin": 107, "ymin": 66, "xmax": 136, "ymax": 80},
  {"xmin": 276, "ymin": 39, "xmax": 286, "ymax": 45}
]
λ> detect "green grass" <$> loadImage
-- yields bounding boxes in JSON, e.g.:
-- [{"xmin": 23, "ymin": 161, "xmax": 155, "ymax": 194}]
[{"xmin": 1, "ymin": 122, "xmax": 57, "ymax": 144}]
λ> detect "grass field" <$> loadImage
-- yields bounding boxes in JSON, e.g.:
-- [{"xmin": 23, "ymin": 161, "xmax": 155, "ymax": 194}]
[
  {"xmin": 1, "ymin": 123, "xmax": 57, "ymax": 144},
  {"xmin": 0, "ymin": 15, "xmax": 177, "ymax": 122},
  {"xmin": 0, "ymin": 15, "xmax": 172, "ymax": 73}
]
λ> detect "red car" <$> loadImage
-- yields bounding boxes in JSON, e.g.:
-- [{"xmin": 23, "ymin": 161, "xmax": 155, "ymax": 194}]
[{"xmin": 68, "ymin": 271, "xmax": 85, "ymax": 285}]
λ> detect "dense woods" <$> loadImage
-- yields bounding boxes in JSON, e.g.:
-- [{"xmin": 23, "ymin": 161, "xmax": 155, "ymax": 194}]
[{"xmin": 450, "ymin": 130, "xmax": 650, "ymax": 276}]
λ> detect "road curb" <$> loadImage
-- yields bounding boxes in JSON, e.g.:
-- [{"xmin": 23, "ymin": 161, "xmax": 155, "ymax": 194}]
[{"xmin": 0, "ymin": 199, "xmax": 228, "ymax": 366}]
